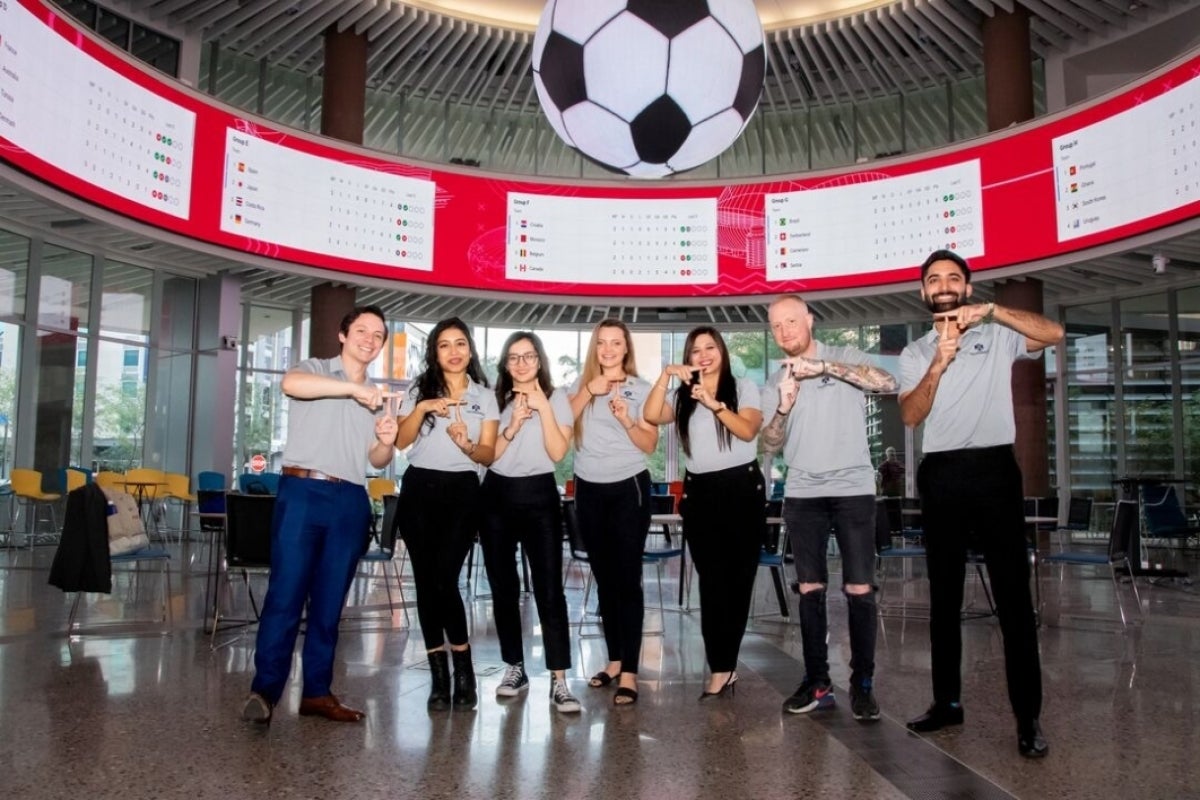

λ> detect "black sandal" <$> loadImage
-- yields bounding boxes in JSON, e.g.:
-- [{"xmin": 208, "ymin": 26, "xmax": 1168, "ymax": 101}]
[
  {"xmin": 588, "ymin": 671, "xmax": 616, "ymax": 688},
  {"xmin": 613, "ymin": 686, "xmax": 639, "ymax": 706}
]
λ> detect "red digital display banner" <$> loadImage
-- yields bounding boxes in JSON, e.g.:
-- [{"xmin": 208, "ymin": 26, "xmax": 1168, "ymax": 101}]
[{"xmin": 1, "ymin": 0, "xmax": 1198, "ymax": 299}]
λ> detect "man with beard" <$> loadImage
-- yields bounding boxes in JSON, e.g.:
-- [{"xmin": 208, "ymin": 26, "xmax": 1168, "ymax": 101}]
[
  {"xmin": 763, "ymin": 295, "xmax": 896, "ymax": 722},
  {"xmin": 898, "ymin": 250, "xmax": 1063, "ymax": 758}
]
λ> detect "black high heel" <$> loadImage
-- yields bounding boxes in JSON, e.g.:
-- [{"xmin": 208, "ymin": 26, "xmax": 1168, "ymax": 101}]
[{"xmin": 699, "ymin": 672, "xmax": 739, "ymax": 701}]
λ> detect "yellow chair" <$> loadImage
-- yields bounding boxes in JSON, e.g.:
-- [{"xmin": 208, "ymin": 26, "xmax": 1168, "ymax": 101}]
[
  {"xmin": 64, "ymin": 468, "xmax": 89, "ymax": 494},
  {"xmin": 367, "ymin": 477, "xmax": 395, "ymax": 503},
  {"xmin": 93, "ymin": 471, "xmax": 124, "ymax": 491},
  {"xmin": 10, "ymin": 468, "xmax": 62, "ymax": 547}
]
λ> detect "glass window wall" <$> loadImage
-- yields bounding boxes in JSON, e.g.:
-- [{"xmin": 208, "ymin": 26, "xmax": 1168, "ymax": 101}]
[{"xmin": 0, "ymin": 231, "xmax": 28, "ymax": 481}]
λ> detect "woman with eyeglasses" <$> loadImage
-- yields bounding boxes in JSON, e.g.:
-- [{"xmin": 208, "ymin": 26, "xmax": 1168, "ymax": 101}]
[
  {"xmin": 394, "ymin": 317, "xmax": 498, "ymax": 712},
  {"xmin": 480, "ymin": 331, "xmax": 581, "ymax": 713},
  {"xmin": 569, "ymin": 318, "xmax": 658, "ymax": 706},
  {"xmin": 643, "ymin": 326, "xmax": 765, "ymax": 700}
]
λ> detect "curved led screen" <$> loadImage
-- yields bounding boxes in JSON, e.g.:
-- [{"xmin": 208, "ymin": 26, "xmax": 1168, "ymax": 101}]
[{"xmin": 1, "ymin": 0, "xmax": 1198, "ymax": 298}]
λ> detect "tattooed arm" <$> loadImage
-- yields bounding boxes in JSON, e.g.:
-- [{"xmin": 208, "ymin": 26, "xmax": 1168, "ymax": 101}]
[{"xmin": 788, "ymin": 356, "xmax": 897, "ymax": 393}]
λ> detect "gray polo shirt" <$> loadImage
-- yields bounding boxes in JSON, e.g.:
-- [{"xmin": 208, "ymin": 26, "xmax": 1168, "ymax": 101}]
[
  {"xmin": 761, "ymin": 343, "xmax": 877, "ymax": 498},
  {"xmin": 668, "ymin": 377, "xmax": 761, "ymax": 474},
  {"xmin": 400, "ymin": 380, "xmax": 500, "ymax": 474},
  {"xmin": 490, "ymin": 388, "xmax": 573, "ymax": 478},
  {"xmin": 899, "ymin": 322, "xmax": 1035, "ymax": 453},
  {"xmin": 571, "ymin": 376, "xmax": 652, "ymax": 483},
  {"xmin": 280, "ymin": 356, "xmax": 382, "ymax": 486}
]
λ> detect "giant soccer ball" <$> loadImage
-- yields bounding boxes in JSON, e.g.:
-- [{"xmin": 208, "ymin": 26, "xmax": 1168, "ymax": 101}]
[{"xmin": 532, "ymin": 0, "xmax": 765, "ymax": 178}]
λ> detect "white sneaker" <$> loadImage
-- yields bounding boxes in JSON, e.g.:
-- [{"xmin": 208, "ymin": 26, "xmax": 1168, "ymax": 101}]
[
  {"xmin": 550, "ymin": 677, "xmax": 582, "ymax": 713},
  {"xmin": 241, "ymin": 692, "xmax": 272, "ymax": 724},
  {"xmin": 496, "ymin": 662, "xmax": 529, "ymax": 697}
]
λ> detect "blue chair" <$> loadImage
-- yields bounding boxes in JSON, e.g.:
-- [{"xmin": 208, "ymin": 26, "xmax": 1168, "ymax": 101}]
[
  {"xmin": 1044, "ymin": 499, "xmax": 1143, "ymax": 627},
  {"xmin": 752, "ymin": 499, "xmax": 794, "ymax": 620},
  {"xmin": 348, "ymin": 494, "xmax": 409, "ymax": 627},
  {"xmin": 197, "ymin": 471, "xmax": 227, "ymax": 492},
  {"xmin": 1139, "ymin": 484, "xmax": 1200, "ymax": 551},
  {"xmin": 238, "ymin": 472, "xmax": 280, "ymax": 495}
]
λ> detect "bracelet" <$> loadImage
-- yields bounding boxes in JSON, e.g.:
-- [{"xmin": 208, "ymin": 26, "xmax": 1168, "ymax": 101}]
[
  {"xmin": 982, "ymin": 302, "xmax": 996, "ymax": 323},
  {"xmin": 776, "ymin": 406, "xmax": 790, "ymax": 416},
  {"xmin": 714, "ymin": 403, "xmax": 728, "ymax": 415},
  {"xmin": 501, "ymin": 429, "xmax": 514, "ymax": 442}
]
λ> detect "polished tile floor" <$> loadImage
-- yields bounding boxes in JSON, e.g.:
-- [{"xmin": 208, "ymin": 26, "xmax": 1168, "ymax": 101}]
[{"xmin": 1, "ymin": 534, "xmax": 1198, "ymax": 800}]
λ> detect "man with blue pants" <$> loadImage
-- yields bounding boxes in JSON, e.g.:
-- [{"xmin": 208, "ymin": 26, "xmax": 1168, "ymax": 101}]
[{"xmin": 241, "ymin": 305, "xmax": 398, "ymax": 724}]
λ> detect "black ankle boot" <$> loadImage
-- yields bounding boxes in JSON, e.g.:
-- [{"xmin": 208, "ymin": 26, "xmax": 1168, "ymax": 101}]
[
  {"xmin": 427, "ymin": 650, "xmax": 451, "ymax": 711},
  {"xmin": 451, "ymin": 646, "xmax": 477, "ymax": 710}
]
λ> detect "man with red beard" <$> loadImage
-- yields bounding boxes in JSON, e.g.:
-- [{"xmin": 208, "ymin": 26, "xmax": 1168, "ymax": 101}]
[{"xmin": 899, "ymin": 250, "xmax": 1063, "ymax": 758}]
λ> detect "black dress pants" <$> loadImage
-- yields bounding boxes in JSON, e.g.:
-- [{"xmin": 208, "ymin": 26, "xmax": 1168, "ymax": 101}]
[
  {"xmin": 573, "ymin": 471, "xmax": 651, "ymax": 674},
  {"xmin": 917, "ymin": 445, "xmax": 1042, "ymax": 722},
  {"xmin": 681, "ymin": 462, "xmax": 764, "ymax": 674}
]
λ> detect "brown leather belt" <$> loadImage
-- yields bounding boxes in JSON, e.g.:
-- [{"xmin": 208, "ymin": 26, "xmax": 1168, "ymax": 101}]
[{"xmin": 281, "ymin": 466, "xmax": 344, "ymax": 483}]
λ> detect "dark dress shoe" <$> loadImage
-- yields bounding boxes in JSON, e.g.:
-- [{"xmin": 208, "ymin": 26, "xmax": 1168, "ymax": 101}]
[
  {"xmin": 906, "ymin": 703, "xmax": 964, "ymax": 733},
  {"xmin": 299, "ymin": 694, "xmax": 366, "ymax": 722},
  {"xmin": 1018, "ymin": 719, "xmax": 1049, "ymax": 758}
]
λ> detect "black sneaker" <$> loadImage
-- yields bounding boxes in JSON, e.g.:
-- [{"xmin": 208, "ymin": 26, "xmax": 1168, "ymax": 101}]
[
  {"xmin": 782, "ymin": 677, "xmax": 835, "ymax": 714},
  {"xmin": 850, "ymin": 680, "xmax": 881, "ymax": 721},
  {"xmin": 495, "ymin": 662, "xmax": 529, "ymax": 697}
]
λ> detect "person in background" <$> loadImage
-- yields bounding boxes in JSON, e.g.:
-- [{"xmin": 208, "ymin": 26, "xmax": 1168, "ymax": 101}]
[
  {"xmin": 394, "ymin": 317, "xmax": 498, "ymax": 711},
  {"xmin": 899, "ymin": 249, "xmax": 1063, "ymax": 758},
  {"xmin": 761, "ymin": 294, "xmax": 898, "ymax": 722},
  {"xmin": 569, "ymin": 318, "xmax": 658, "ymax": 706},
  {"xmin": 643, "ymin": 326, "xmax": 764, "ymax": 700},
  {"xmin": 878, "ymin": 447, "xmax": 905, "ymax": 497},
  {"xmin": 480, "ymin": 331, "xmax": 581, "ymax": 713},
  {"xmin": 241, "ymin": 305, "xmax": 398, "ymax": 725}
]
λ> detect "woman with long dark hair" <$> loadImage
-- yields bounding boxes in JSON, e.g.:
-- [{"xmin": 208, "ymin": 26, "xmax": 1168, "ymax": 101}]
[
  {"xmin": 480, "ymin": 331, "xmax": 580, "ymax": 713},
  {"xmin": 569, "ymin": 318, "xmax": 658, "ymax": 706},
  {"xmin": 395, "ymin": 317, "xmax": 498, "ymax": 711},
  {"xmin": 644, "ymin": 326, "xmax": 764, "ymax": 699}
]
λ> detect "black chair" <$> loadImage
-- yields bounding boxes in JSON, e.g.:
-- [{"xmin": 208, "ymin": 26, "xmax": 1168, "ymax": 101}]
[
  {"xmin": 561, "ymin": 498, "xmax": 602, "ymax": 638},
  {"xmin": 211, "ymin": 493, "xmax": 274, "ymax": 648}
]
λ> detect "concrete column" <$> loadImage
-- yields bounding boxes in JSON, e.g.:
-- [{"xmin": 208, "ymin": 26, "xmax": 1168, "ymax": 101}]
[
  {"xmin": 310, "ymin": 28, "xmax": 368, "ymax": 356},
  {"xmin": 982, "ymin": 7, "xmax": 1034, "ymax": 131},
  {"xmin": 984, "ymin": 10, "xmax": 1044, "ymax": 495},
  {"xmin": 320, "ymin": 27, "xmax": 368, "ymax": 144},
  {"xmin": 191, "ymin": 273, "xmax": 242, "ymax": 482},
  {"xmin": 309, "ymin": 284, "xmax": 357, "ymax": 359},
  {"xmin": 995, "ymin": 279, "xmax": 1050, "ymax": 496}
]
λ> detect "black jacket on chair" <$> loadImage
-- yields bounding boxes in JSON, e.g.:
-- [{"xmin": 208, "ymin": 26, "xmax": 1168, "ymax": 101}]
[{"xmin": 48, "ymin": 483, "xmax": 112, "ymax": 593}]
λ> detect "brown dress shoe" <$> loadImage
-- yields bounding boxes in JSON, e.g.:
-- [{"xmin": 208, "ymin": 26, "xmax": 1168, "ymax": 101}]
[{"xmin": 298, "ymin": 694, "xmax": 366, "ymax": 722}]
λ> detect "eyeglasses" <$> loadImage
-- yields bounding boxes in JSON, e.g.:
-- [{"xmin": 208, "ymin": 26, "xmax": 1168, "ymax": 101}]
[{"xmin": 506, "ymin": 352, "xmax": 539, "ymax": 365}]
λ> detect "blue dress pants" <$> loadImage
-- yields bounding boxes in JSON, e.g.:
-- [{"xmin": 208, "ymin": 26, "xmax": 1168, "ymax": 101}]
[{"xmin": 251, "ymin": 475, "xmax": 370, "ymax": 704}]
